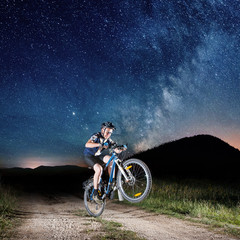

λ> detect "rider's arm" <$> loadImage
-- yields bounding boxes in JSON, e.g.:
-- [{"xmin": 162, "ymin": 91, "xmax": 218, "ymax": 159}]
[{"xmin": 85, "ymin": 139, "xmax": 101, "ymax": 148}]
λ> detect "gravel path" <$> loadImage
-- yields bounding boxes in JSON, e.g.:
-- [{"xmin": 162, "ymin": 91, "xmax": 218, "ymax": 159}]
[
  {"xmin": 6, "ymin": 192, "xmax": 238, "ymax": 240},
  {"xmin": 103, "ymin": 201, "xmax": 238, "ymax": 240},
  {"xmin": 7, "ymin": 193, "xmax": 101, "ymax": 240}
]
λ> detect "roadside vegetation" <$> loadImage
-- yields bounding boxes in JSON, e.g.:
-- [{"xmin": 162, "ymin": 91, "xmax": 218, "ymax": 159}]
[
  {"xmin": 94, "ymin": 218, "xmax": 145, "ymax": 240},
  {"xmin": 126, "ymin": 178, "xmax": 240, "ymax": 238},
  {"xmin": 76, "ymin": 209, "xmax": 145, "ymax": 240},
  {"xmin": 0, "ymin": 185, "xmax": 16, "ymax": 238}
]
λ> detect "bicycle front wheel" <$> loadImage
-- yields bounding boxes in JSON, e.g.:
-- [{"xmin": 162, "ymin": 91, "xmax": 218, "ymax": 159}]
[
  {"xmin": 117, "ymin": 158, "xmax": 152, "ymax": 203},
  {"xmin": 84, "ymin": 181, "xmax": 105, "ymax": 217}
]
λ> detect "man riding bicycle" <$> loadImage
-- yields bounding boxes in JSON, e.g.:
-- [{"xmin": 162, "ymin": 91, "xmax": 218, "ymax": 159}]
[{"xmin": 84, "ymin": 121, "xmax": 118, "ymax": 204}]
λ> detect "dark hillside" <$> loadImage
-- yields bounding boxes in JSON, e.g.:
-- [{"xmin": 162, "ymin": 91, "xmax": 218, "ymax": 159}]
[
  {"xmin": 0, "ymin": 135, "xmax": 239, "ymax": 192},
  {"xmin": 0, "ymin": 165, "xmax": 91, "ymax": 193},
  {"xmin": 131, "ymin": 135, "xmax": 240, "ymax": 179}
]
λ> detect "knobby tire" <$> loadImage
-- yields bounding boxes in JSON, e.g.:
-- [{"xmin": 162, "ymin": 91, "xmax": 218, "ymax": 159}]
[{"xmin": 117, "ymin": 158, "xmax": 152, "ymax": 203}]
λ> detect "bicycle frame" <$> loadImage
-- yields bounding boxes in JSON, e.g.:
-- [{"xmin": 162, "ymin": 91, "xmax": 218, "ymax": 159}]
[{"xmin": 90, "ymin": 149, "xmax": 129, "ymax": 201}]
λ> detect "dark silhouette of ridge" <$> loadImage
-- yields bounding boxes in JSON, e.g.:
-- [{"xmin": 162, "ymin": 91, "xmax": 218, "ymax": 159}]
[
  {"xmin": 0, "ymin": 135, "xmax": 239, "ymax": 193},
  {"xmin": 131, "ymin": 134, "xmax": 240, "ymax": 179},
  {"xmin": 0, "ymin": 165, "xmax": 91, "ymax": 193}
]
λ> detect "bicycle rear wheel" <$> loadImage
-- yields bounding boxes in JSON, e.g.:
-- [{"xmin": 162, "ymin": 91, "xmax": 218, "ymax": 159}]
[
  {"xmin": 84, "ymin": 181, "xmax": 105, "ymax": 217},
  {"xmin": 117, "ymin": 158, "xmax": 152, "ymax": 203}
]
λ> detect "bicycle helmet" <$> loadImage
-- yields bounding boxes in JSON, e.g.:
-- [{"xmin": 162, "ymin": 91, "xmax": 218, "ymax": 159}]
[{"xmin": 101, "ymin": 121, "xmax": 116, "ymax": 130}]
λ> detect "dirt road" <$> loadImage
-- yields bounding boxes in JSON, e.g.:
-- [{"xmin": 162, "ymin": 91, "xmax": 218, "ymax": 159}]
[{"xmin": 6, "ymin": 192, "xmax": 237, "ymax": 240}]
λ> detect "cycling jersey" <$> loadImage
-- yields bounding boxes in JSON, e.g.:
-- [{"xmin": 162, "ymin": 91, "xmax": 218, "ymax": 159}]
[{"xmin": 84, "ymin": 132, "xmax": 115, "ymax": 156}]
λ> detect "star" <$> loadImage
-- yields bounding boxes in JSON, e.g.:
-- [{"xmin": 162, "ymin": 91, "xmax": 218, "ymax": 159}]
[{"xmin": 0, "ymin": 0, "xmax": 239, "ymax": 168}]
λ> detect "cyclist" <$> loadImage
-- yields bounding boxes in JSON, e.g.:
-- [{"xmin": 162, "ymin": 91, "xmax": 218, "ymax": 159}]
[{"xmin": 84, "ymin": 122, "xmax": 117, "ymax": 204}]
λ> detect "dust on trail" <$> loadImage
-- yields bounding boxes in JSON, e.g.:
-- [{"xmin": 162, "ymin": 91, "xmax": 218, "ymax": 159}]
[
  {"xmin": 6, "ymin": 193, "xmax": 101, "ymax": 240},
  {"xmin": 6, "ymin": 193, "xmax": 238, "ymax": 240}
]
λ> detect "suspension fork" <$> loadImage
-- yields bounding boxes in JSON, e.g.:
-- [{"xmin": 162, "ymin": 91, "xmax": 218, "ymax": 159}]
[
  {"xmin": 106, "ymin": 154, "xmax": 126, "ymax": 181},
  {"xmin": 115, "ymin": 158, "xmax": 131, "ymax": 182}
]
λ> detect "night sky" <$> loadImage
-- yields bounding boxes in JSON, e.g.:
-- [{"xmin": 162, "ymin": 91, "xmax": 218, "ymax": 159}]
[{"xmin": 0, "ymin": 0, "xmax": 240, "ymax": 168}]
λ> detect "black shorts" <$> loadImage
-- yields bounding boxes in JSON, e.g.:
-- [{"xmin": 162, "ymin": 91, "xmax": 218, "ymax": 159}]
[{"xmin": 84, "ymin": 154, "xmax": 105, "ymax": 168}]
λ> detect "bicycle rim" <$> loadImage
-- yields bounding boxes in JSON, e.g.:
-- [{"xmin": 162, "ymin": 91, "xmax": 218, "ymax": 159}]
[
  {"xmin": 117, "ymin": 158, "xmax": 152, "ymax": 203},
  {"xmin": 84, "ymin": 182, "xmax": 105, "ymax": 217}
]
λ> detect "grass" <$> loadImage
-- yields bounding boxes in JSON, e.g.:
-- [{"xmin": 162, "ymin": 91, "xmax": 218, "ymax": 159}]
[
  {"xmin": 0, "ymin": 185, "xmax": 16, "ymax": 238},
  {"xmin": 124, "ymin": 178, "xmax": 240, "ymax": 238},
  {"xmin": 76, "ymin": 209, "xmax": 145, "ymax": 240},
  {"xmin": 94, "ymin": 218, "xmax": 145, "ymax": 240}
]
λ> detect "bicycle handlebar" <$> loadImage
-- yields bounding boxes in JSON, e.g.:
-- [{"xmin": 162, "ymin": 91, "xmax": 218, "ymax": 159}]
[{"xmin": 110, "ymin": 144, "xmax": 128, "ymax": 152}]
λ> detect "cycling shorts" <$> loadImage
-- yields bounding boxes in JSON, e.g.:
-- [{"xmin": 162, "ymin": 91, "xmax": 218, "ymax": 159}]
[{"xmin": 84, "ymin": 154, "xmax": 105, "ymax": 168}]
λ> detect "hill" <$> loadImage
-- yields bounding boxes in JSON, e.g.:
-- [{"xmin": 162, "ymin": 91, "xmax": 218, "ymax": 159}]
[
  {"xmin": 131, "ymin": 135, "xmax": 240, "ymax": 179},
  {"xmin": 0, "ymin": 135, "xmax": 239, "ymax": 191},
  {"xmin": 0, "ymin": 165, "xmax": 91, "ymax": 193}
]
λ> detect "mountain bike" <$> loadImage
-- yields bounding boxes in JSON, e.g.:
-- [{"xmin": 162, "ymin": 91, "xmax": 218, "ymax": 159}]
[{"xmin": 83, "ymin": 145, "xmax": 152, "ymax": 217}]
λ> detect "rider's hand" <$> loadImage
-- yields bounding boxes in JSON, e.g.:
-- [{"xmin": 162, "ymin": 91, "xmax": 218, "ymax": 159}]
[{"xmin": 114, "ymin": 148, "xmax": 122, "ymax": 154}]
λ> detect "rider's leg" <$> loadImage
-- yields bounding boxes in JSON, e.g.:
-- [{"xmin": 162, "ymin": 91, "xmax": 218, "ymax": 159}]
[
  {"xmin": 103, "ymin": 155, "xmax": 112, "ymax": 176},
  {"xmin": 103, "ymin": 155, "xmax": 115, "ymax": 199},
  {"xmin": 93, "ymin": 163, "xmax": 103, "ymax": 191}
]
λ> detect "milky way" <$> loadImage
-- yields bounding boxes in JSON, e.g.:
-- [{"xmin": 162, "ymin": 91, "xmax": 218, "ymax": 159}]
[{"xmin": 0, "ymin": 1, "xmax": 240, "ymax": 167}]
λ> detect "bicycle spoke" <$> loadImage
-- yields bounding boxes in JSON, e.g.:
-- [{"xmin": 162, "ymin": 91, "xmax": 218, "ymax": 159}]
[
  {"xmin": 84, "ymin": 182, "xmax": 105, "ymax": 217},
  {"xmin": 118, "ymin": 159, "xmax": 152, "ymax": 203}
]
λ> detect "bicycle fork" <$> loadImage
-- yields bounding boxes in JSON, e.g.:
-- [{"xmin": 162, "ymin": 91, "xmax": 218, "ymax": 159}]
[
  {"xmin": 115, "ymin": 158, "xmax": 133, "ymax": 182},
  {"xmin": 115, "ymin": 158, "xmax": 135, "ymax": 201}
]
